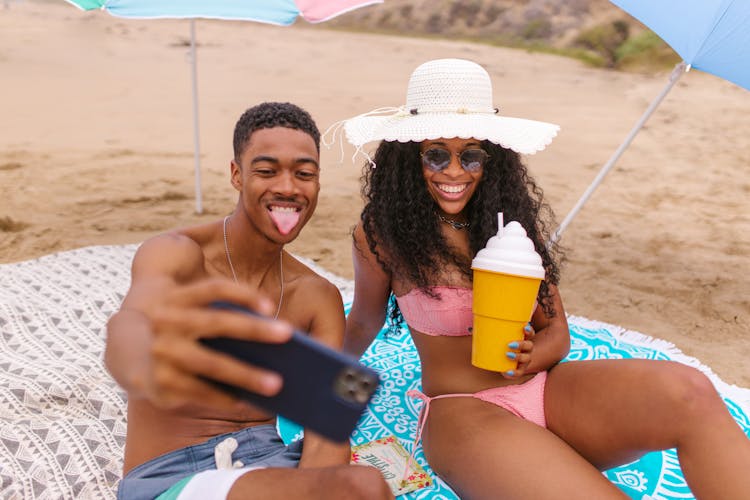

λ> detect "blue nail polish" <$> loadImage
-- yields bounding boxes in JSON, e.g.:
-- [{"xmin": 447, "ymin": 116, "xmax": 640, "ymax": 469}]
[
  {"xmin": 506, "ymin": 352, "xmax": 517, "ymax": 360},
  {"xmin": 524, "ymin": 324, "xmax": 533, "ymax": 332},
  {"xmin": 508, "ymin": 341, "xmax": 519, "ymax": 349},
  {"xmin": 505, "ymin": 370, "xmax": 515, "ymax": 376}
]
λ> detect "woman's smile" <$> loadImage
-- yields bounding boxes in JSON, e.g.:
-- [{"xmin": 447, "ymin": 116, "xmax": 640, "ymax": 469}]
[{"xmin": 434, "ymin": 182, "xmax": 471, "ymax": 200}]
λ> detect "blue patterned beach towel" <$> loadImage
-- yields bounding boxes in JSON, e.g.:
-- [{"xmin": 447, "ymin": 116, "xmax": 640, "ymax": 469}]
[{"xmin": 279, "ymin": 306, "xmax": 750, "ymax": 500}]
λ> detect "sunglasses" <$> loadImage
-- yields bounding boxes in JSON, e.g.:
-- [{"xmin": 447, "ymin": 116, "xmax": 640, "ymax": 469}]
[{"xmin": 420, "ymin": 147, "xmax": 490, "ymax": 173}]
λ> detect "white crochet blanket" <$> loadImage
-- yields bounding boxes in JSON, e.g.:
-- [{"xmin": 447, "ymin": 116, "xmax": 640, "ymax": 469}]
[
  {"xmin": 0, "ymin": 244, "xmax": 355, "ymax": 499},
  {"xmin": 0, "ymin": 245, "xmax": 133, "ymax": 499}
]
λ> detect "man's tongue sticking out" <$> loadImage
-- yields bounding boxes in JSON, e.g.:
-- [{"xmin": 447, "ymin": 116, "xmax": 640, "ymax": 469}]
[{"xmin": 269, "ymin": 206, "xmax": 300, "ymax": 235}]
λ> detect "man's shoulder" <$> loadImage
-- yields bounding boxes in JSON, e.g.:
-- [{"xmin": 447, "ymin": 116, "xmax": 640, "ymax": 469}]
[
  {"xmin": 285, "ymin": 255, "xmax": 340, "ymax": 295},
  {"xmin": 137, "ymin": 230, "xmax": 203, "ymax": 260},
  {"xmin": 284, "ymin": 254, "xmax": 335, "ymax": 287},
  {"xmin": 283, "ymin": 255, "xmax": 345, "ymax": 341},
  {"xmin": 132, "ymin": 229, "xmax": 209, "ymax": 282}
]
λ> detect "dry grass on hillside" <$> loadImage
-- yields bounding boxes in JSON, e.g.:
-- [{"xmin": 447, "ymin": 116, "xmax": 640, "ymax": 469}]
[{"xmin": 329, "ymin": 0, "xmax": 677, "ymax": 70}]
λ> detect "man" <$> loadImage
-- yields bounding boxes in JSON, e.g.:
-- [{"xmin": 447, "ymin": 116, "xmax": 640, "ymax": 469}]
[{"xmin": 106, "ymin": 102, "xmax": 391, "ymax": 499}]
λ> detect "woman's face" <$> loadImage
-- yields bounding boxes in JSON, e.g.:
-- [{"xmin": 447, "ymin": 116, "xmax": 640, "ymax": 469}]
[{"xmin": 420, "ymin": 137, "xmax": 486, "ymax": 216}]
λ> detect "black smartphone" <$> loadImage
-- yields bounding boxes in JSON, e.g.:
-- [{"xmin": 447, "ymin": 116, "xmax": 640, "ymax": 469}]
[{"xmin": 199, "ymin": 301, "xmax": 380, "ymax": 443}]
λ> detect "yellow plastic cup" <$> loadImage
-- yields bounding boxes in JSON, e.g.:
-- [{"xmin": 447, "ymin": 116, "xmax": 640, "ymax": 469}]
[{"xmin": 471, "ymin": 268, "xmax": 542, "ymax": 372}]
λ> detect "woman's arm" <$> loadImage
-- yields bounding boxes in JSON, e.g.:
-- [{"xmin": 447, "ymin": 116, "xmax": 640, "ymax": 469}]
[{"xmin": 344, "ymin": 223, "xmax": 393, "ymax": 358}]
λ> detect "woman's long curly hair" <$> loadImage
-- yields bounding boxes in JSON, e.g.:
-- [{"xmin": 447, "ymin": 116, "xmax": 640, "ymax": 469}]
[{"xmin": 358, "ymin": 139, "xmax": 564, "ymax": 325}]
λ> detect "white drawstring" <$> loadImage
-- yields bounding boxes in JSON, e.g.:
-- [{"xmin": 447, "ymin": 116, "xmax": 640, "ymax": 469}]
[
  {"xmin": 321, "ymin": 106, "xmax": 406, "ymax": 147},
  {"xmin": 321, "ymin": 106, "xmax": 407, "ymax": 168},
  {"xmin": 321, "ymin": 118, "xmax": 348, "ymax": 163},
  {"xmin": 214, "ymin": 437, "xmax": 244, "ymax": 469}
]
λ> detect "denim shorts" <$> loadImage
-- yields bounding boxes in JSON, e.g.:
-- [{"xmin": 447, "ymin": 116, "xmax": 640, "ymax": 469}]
[{"xmin": 117, "ymin": 424, "xmax": 303, "ymax": 500}]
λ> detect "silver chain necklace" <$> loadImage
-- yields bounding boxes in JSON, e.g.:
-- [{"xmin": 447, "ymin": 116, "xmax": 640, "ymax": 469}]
[
  {"xmin": 437, "ymin": 213, "xmax": 470, "ymax": 230},
  {"xmin": 223, "ymin": 215, "xmax": 284, "ymax": 320}
]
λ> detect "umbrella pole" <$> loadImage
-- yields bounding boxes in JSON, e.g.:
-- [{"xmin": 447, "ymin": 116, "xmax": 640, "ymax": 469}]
[
  {"xmin": 548, "ymin": 61, "xmax": 688, "ymax": 246},
  {"xmin": 190, "ymin": 19, "xmax": 203, "ymax": 214}
]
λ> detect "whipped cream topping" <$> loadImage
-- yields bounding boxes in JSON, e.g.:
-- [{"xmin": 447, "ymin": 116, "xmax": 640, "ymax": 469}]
[{"xmin": 471, "ymin": 213, "xmax": 545, "ymax": 279}]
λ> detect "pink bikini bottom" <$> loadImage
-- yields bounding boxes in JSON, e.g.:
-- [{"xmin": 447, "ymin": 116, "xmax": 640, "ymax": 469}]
[{"xmin": 405, "ymin": 372, "xmax": 548, "ymax": 472}]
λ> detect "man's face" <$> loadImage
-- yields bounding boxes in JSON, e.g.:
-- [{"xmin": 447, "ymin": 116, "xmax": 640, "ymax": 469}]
[{"xmin": 231, "ymin": 127, "xmax": 320, "ymax": 244}]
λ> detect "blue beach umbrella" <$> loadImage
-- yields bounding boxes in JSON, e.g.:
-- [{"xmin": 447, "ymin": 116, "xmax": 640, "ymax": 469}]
[
  {"xmin": 62, "ymin": 0, "xmax": 383, "ymax": 213},
  {"xmin": 552, "ymin": 0, "xmax": 750, "ymax": 242}
]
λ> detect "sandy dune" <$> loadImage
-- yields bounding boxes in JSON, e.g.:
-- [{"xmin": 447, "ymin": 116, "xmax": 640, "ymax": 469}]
[{"xmin": 1, "ymin": 1, "xmax": 748, "ymax": 386}]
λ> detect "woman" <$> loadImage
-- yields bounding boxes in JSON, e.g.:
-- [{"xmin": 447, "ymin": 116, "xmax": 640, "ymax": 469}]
[{"xmin": 339, "ymin": 59, "xmax": 750, "ymax": 499}]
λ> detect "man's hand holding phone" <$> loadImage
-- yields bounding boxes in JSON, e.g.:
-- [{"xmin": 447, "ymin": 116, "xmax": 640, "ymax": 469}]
[
  {"xmin": 200, "ymin": 301, "xmax": 380, "ymax": 443},
  {"xmin": 138, "ymin": 278, "xmax": 293, "ymax": 412}
]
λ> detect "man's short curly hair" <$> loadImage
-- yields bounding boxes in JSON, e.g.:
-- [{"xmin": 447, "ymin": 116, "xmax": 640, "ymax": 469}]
[{"xmin": 233, "ymin": 102, "xmax": 320, "ymax": 160}]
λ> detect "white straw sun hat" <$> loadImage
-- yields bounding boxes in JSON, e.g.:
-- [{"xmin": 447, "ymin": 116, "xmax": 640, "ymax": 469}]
[{"xmin": 341, "ymin": 58, "xmax": 559, "ymax": 155}]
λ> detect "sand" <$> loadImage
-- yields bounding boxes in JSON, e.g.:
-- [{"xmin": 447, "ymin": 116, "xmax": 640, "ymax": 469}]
[{"xmin": 1, "ymin": 1, "xmax": 748, "ymax": 387}]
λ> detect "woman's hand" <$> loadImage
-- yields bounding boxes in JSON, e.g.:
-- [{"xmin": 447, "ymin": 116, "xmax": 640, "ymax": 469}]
[{"xmin": 502, "ymin": 323, "xmax": 535, "ymax": 379}]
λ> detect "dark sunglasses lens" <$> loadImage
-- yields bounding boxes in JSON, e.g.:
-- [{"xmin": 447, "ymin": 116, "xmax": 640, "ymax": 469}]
[
  {"xmin": 422, "ymin": 149, "xmax": 451, "ymax": 171},
  {"xmin": 460, "ymin": 149, "xmax": 488, "ymax": 171}
]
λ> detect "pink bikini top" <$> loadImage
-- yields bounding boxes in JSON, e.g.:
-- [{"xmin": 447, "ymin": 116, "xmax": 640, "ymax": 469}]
[{"xmin": 395, "ymin": 286, "xmax": 473, "ymax": 337}]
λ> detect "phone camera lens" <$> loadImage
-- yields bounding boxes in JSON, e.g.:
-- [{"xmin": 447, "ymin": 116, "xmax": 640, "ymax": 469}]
[{"xmin": 334, "ymin": 368, "xmax": 377, "ymax": 404}]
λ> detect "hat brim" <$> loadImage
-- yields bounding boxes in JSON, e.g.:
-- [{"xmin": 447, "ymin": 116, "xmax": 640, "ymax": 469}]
[{"xmin": 344, "ymin": 112, "xmax": 559, "ymax": 155}]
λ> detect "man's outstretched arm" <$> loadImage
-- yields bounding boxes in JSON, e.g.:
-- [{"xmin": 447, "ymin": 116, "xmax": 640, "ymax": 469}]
[{"xmin": 106, "ymin": 235, "xmax": 292, "ymax": 411}]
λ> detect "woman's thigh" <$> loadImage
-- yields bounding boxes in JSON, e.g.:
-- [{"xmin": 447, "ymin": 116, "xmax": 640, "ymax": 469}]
[
  {"xmin": 422, "ymin": 396, "xmax": 626, "ymax": 500},
  {"xmin": 545, "ymin": 359, "xmax": 724, "ymax": 469}
]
